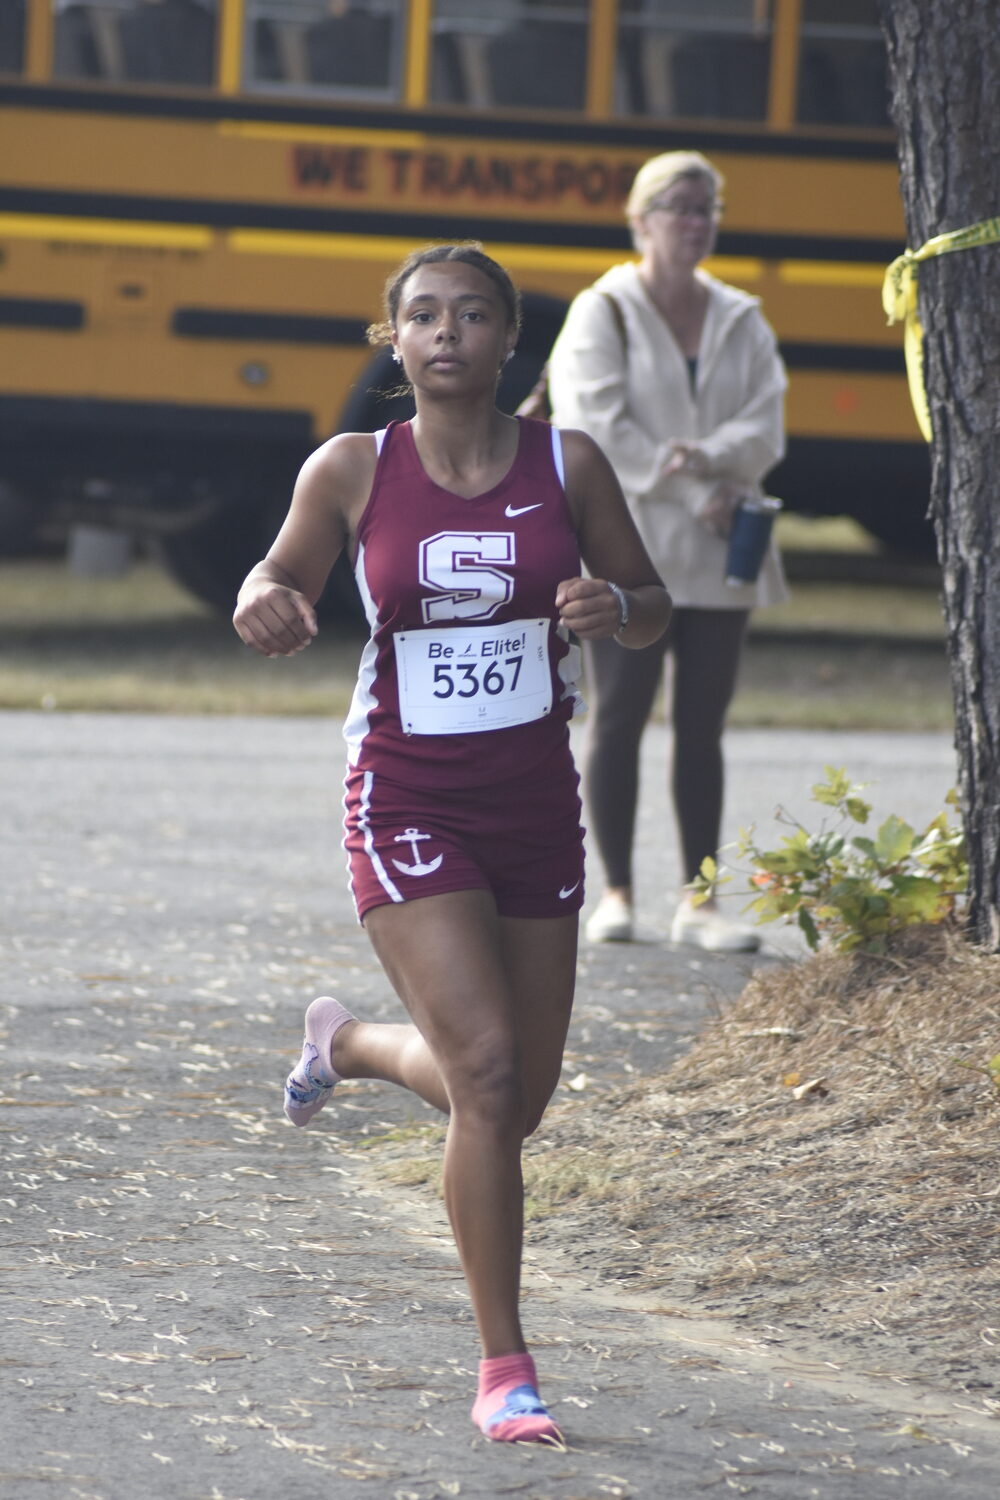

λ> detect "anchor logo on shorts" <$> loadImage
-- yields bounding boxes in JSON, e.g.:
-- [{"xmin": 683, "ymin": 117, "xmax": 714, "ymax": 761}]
[{"xmin": 391, "ymin": 827, "xmax": 444, "ymax": 877}]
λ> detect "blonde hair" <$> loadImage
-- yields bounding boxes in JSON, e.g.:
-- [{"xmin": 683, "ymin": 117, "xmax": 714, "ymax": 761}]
[{"xmin": 625, "ymin": 151, "xmax": 724, "ymax": 221}]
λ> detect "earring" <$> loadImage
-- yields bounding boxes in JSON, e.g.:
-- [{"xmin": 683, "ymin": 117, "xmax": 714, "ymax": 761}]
[
  {"xmin": 504, "ymin": 350, "xmax": 515, "ymax": 364},
  {"xmin": 392, "ymin": 350, "xmax": 402, "ymax": 365}
]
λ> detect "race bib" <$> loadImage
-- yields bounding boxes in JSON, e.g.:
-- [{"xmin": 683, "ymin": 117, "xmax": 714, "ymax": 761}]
[{"xmin": 394, "ymin": 618, "xmax": 551, "ymax": 735}]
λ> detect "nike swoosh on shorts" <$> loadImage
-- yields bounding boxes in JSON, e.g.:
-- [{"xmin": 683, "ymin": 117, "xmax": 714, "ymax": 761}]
[
  {"xmin": 559, "ymin": 881, "xmax": 581, "ymax": 899},
  {"xmin": 505, "ymin": 503, "xmax": 543, "ymax": 517}
]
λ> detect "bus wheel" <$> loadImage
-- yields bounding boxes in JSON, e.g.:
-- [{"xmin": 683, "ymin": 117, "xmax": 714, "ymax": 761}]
[
  {"xmin": 336, "ymin": 346, "xmax": 415, "ymax": 432},
  {"xmin": 158, "ymin": 496, "xmax": 363, "ymax": 621},
  {"xmin": 158, "ymin": 500, "xmax": 281, "ymax": 615},
  {"xmin": 0, "ymin": 481, "xmax": 43, "ymax": 554},
  {"xmin": 858, "ymin": 507, "xmax": 938, "ymax": 561}
]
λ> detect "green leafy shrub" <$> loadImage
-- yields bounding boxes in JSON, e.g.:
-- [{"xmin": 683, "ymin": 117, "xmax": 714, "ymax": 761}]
[{"xmin": 692, "ymin": 766, "xmax": 968, "ymax": 953}]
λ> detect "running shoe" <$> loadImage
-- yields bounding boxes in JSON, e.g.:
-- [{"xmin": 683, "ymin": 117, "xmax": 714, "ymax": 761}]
[{"xmin": 283, "ymin": 996, "xmax": 355, "ymax": 1127}]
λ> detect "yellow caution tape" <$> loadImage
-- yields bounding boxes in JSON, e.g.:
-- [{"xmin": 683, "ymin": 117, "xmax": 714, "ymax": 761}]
[{"xmin": 883, "ymin": 216, "xmax": 1000, "ymax": 440}]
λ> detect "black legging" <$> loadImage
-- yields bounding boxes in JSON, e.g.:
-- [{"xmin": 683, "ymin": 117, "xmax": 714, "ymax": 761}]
[{"xmin": 583, "ymin": 607, "xmax": 750, "ymax": 889}]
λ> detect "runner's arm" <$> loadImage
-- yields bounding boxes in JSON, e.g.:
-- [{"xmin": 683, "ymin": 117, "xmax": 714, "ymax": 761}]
[
  {"xmin": 233, "ymin": 434, "xmax": 372, "ymax": 657},
  {"xmin": 556, "ymin": 428, "xmax": 671, "ymax": 649}
]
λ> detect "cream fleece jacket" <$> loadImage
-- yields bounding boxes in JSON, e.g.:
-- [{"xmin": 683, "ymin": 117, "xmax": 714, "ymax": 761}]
[{"xmin": 548, "ymin": 260, "xmax": 789, "ymax": 609}]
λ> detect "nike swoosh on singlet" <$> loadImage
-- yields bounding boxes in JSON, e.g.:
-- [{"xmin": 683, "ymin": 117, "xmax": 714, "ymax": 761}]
[
  {"xmin": 559, "ymin": 881, "xmax": 581, "ymax": 900},
  {"xmin": 504, "ymin": 503, "xmax": 543, "ymax": 517}
]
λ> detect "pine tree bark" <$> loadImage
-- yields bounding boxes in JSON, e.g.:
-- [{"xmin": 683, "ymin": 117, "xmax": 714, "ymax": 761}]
[{"xmin": 878, "ymin": 0, "xmax": 1000, "ymax": 949}]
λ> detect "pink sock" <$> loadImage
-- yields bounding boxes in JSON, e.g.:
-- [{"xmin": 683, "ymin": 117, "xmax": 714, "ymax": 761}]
[{"xmin": 471, "ymin": 1353, "xmax": 563, "ymax": 1446}]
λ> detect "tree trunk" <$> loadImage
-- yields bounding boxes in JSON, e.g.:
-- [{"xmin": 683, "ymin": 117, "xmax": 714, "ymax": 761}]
[{"xmin": 878, "ymin": 0, "xmax": 1000, "ymax": 949}]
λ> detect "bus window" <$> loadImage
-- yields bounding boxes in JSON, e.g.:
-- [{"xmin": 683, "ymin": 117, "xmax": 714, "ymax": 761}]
[
  {"xmin": 245, "ymin": 1, "xmax": 403, "ymax": 96},
  {"xmin": 616, "ymin": 1, "xmax": 772, "ymax": 121},
  {"xmin": 52, "ymin": 0, "xmax": 217, "ymax": 86},
  {"xmin": 796, "ymin": 0, "xmax": 889, "ymax": 128},
  {"xmin": 0, "ymin": 0, "xmax": 26, "ymax": 72},
  {"xmin": 430, "ymin": 1, "xmax": 589, "ymax": 111}
]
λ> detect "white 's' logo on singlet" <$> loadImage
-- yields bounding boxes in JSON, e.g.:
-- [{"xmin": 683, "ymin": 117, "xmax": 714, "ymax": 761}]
[{"xmin": 419, "ymin": 532, "xmax": 516, "ymax": 623}]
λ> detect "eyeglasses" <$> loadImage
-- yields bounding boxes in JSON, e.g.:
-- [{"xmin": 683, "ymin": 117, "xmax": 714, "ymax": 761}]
[{"xmin": 647, "ymin": 199, "xmax": 723, "ymax": 221}]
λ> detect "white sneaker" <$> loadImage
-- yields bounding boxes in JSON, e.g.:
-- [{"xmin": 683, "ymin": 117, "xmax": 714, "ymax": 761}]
[
  {"xmin": 585, "ymin": 891, "xmax": 634, "ymax": 943},
  {"xmin": 670, "ymin": 904, "xmax": 760, "ymax": 953}
]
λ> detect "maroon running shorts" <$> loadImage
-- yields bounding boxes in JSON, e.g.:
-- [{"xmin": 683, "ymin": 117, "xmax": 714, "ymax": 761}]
[{"xmin": 343, "ymin": 760, "xmax": 585, "ymax": 922}]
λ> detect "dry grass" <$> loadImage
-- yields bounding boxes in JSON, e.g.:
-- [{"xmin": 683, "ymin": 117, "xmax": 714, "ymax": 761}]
[
  {"xmin": 0, "ymin": 559, "xmax": 366, "ymax": 715},
  {"xmin": 731, "ymin": 637, "xmax": 952, "ymax": 731},
  {"xmin": 527, "ymin": 926, "xmax": 1000, "ymax": 1404}
]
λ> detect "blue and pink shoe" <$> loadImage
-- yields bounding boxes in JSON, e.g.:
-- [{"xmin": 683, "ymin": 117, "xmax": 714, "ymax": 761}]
[
  {"xmin": 283, "ymin": 996, "xmax": 356, "ymax": 1127},
  {"xmin": 472, "ymin": 1353, "xmax": 564, "ymax": 1447}
]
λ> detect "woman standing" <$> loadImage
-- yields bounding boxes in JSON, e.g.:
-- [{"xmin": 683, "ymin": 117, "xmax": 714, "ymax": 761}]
[
  {"xmin": 233, "ymin": 244, "xmax": 670, "ymax": 1446},
  {"xmin": 547, "ymin": 151, "xmax": 787, "ymax": 951}
]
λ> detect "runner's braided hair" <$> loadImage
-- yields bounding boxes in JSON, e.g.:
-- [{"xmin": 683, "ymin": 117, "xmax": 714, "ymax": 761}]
[{"xmin": 367, "ymin": 242, "xmax": 522, "ymax": 347}]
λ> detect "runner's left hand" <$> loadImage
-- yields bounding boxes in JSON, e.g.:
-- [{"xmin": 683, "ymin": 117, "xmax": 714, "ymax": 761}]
[{"xmin": 555, "ymin": 577, "xmax": 623, "ymax": 639}]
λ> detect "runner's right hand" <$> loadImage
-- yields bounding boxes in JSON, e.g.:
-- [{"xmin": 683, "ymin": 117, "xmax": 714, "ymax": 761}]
[{"xmin": 233, "ymin": 581, "xmax": 318, "ymax": 657}]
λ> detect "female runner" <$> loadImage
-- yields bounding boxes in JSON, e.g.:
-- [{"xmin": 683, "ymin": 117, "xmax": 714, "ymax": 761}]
[{"xmin": 233, "ymin": 243, "xmax": 671, "ymax": 1447}]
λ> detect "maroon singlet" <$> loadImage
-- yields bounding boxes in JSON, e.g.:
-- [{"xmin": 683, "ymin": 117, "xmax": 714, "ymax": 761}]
[{"xmin": 343, "ymin": 417, "xmax": 584, "ymax": 790}]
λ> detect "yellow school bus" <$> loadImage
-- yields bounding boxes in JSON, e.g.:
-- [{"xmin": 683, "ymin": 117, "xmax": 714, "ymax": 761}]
[{"xmin": 0, "ymin": 0, "xmax": 928, "ymax": 610}]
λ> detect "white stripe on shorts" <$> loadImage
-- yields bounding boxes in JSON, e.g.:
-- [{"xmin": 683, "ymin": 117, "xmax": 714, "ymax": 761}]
[{"xmin": 359, "ymin": 771, "xmax": 404, "ymax": 903}]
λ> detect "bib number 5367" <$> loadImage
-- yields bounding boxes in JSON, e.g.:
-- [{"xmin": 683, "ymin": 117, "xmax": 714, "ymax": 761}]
[
  {"xmin": 432, "ymin": 655, "xmax": 523, "ymax": 699},
  {"xmin": 394, "ymin": 619, "xmax": 551, "ymax": 735}
]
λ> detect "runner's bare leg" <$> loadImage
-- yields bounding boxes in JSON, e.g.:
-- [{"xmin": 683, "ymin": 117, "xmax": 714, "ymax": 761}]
[{"xmin": 362, "ymin": 890, "xmax": 577, "ymax": 1356}]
